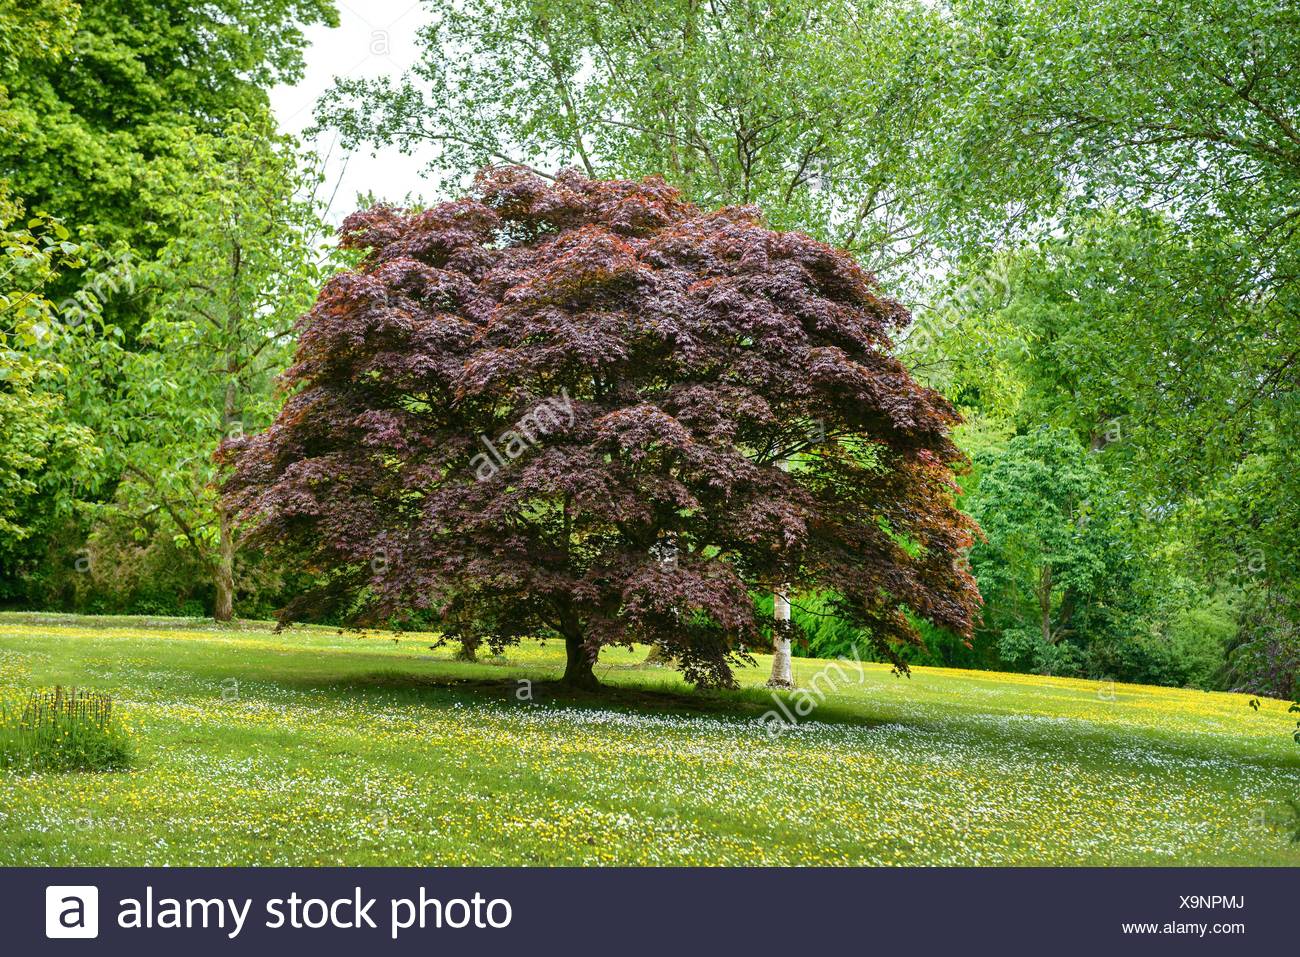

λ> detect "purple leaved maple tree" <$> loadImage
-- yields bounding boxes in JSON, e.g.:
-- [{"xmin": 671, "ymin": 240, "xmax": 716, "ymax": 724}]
[{"xmin": 220, "ymin": 166, "xmax": 980, "ymax": 689}]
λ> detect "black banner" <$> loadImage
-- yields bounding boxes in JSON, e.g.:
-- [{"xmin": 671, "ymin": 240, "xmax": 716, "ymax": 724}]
[{"xmin": 6, "ymin": 867, "xmax": 1289, "ymax": 954}]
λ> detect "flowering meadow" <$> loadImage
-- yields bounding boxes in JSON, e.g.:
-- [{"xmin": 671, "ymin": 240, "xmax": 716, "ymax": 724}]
[{"xmin": 0, "ymin": 612, "xmax": 1296, "ymax": 866}]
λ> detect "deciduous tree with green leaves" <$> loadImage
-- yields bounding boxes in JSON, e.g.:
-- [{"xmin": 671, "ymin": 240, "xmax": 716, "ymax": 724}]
[
  {"xmin": 60, "ymin": 121, "xmax": 329, "ymax": 619},
  {"xmin": 966, "ymin": 428, "xmax": 1153, "ymax": 677},
  {"xmin": 935, "ymin": 0, "xmax": 1300, "ymax": 604},
  {"xmin": 314, "ymin": 0, "xmax": 972, "ymax": 286},
  {"xmin": 0, "ymin": 202, "xmax": 99, "ymax": 559},
  {"xmin": 926, "ymin": 206, "xmax": 1299, "ymax": 688},
  {"xmin": 0, "ymin": 0, "xmax": 340, "ymax": 606},
  {"xmin": 1, "ymin": 0, "xmax": 337, "ymax": 254}
]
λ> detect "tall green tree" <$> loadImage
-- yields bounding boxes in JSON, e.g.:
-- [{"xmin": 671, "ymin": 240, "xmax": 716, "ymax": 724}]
[
  {"xmin": 939, "ymin": 0, "xmax": 1300, "ymax": 252},
  {"xmin": 922, "ymin": 207, "xmax": 1298, "ymax": 688},
  {"xmin": 1, "ymin": 0, "xmax": 340, "ymax": 604},
  {"xmin": 933, "ymin": 0, "xmax": 1300, "ymax": 495},
  {"xmin": 966, "ymin": 428, "xmax": 1155, "ymax": 678},
  {"xmin": 1, "ymin": 0, "xmax": 337, "ymax": 253},
  {"xmin": 60, "ymin": 121, "xmax": 329, "ymax": 619},
  {"xmin": 1, "ymin": 0, "xmax": 338, "ymax": 609},
  {"xmin": 0, "ymin": 203, "xmax": 98, "ymax": 561},
  {"xmin": 0, "ymin": 0, "xmax": 79, "ymax": 138},
  {"xmin": 315, "ymin": 0, "xmax": 976, "ymax": 285}
]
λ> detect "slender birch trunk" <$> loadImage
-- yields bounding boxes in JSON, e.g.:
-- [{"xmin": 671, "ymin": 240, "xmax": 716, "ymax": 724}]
[
  {"xmin": 767, "ymin": 586, "xmax": 794, "ymax": 688},
  {"xmin": 768, "ymin": 457, "xmax": 794, "ymax": 688}
]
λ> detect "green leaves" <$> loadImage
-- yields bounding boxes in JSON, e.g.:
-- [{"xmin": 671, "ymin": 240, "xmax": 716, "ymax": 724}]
[
  {"xmin": 0, "ymin": 197, "xmax": 100, "ymax": 549},
  {"xmin": 313, "ymin": 0, "xmax": 966, "ymax": 289},
  {"xmin": 21, "ymin": 118, "xmax": 334, "ymax": 620},
  {"xmin": 966, "ymin": 428, "xmax": 1157, "ymax": 677},
  {"xmin": 0, "ymin": 0, "xmax": 336, "ymax": 262},
  {"xmin": 90, "ymin": 121, "xmax": 329, "ymax": 572}
]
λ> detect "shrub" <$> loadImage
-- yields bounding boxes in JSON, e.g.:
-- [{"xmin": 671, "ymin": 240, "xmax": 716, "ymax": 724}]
[
  {"xmin": 996, "ymin": 627, "xmax": 1084, "ymax": 677},
  {"xmin": 0, "ymin": 687, "xmax": 134, "ymax": 772}
]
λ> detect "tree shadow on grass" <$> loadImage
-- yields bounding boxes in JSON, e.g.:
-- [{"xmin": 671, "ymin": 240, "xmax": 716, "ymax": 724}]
[
  {"xmin": 268, "ymin": 665, "xmax": 889, "ymax": 731},
  {"xmin": 273, "ymin": 667, "xmax": 1300, "ymax": 771}
]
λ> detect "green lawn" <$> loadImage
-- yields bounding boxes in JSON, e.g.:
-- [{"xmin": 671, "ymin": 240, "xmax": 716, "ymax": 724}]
[{"xmin": 0, "ymin": 611, "xmax": 1297, "ymax": 866}]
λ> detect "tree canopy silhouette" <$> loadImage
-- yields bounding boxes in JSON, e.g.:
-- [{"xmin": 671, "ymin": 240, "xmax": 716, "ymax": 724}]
[{"xmin": 221, "ymin": 166, "xmax": 980, "ymax": 688}]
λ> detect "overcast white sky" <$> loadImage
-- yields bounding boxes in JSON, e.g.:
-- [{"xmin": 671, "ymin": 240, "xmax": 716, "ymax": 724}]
[{"xmin": 269, "ymin": 0, "xmax": 437, "ymax": 221}]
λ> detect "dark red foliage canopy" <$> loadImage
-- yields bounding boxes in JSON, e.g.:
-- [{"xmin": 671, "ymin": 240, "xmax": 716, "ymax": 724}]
[{"xmin": 221, "ymin": 167, "xmax": 980, "ymax": 688}]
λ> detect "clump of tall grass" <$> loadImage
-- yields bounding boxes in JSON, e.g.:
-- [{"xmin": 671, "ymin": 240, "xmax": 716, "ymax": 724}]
[{"xmin": 0, "ymin": 687, "xmax": 134, "ymax": 772}]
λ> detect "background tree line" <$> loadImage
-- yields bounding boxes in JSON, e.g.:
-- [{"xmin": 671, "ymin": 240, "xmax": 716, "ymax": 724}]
[{"xmin": 2, "ymin": 0, "xmax": 1295, "ymax": 698}]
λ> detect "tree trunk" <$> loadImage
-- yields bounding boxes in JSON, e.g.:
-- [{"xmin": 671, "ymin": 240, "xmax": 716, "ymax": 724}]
[
  {"xmin": 1038, "ymin": 564, "xmax": 1053, "ymax": 644},
  {"xmin": 213, "ymin": 504, "xmax": 235, "ymax": 622},
  {"xmin": 214, "ymin": 245, "xmax": 243, "ymax": 625},
  {"xmin": 562, "ymin": 633, "xmax": 599, "ymax": 689},
  {"xmin": 767, "ymin": 456, "xmax": 795, "ymax": 688},
  {"xmin": 767, "ymin": 587, "xmax": 794, "ymax": 688}
]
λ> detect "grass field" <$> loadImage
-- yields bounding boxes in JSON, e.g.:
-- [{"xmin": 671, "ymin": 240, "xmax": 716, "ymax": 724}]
[{"xmin": 0, "ymin": 611, "xmax": 1297, "ymax": 866}]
